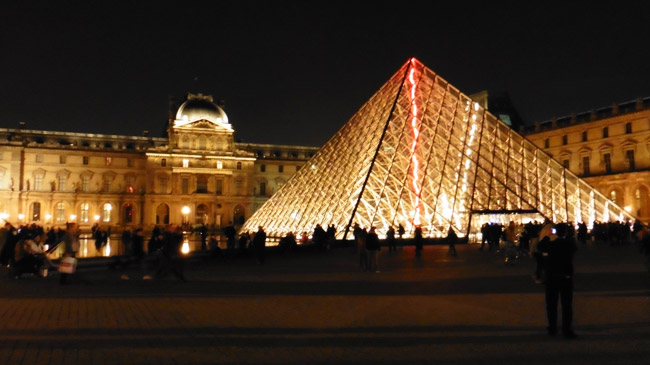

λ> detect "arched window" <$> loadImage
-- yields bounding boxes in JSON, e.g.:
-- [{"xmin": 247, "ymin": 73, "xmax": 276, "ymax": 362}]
[
  {"xmin": 102, "ymin": 203, "xmax": 112, "ymax": 223},
  {"xmin": 635, "ymin": 186, "xmax": 649, "ymax": 217},
  {"xmin": 56, "ymin": 202, "xmax": 65, "ymax": 223},
  {"xmin": 123, "ymin": 203, "xmax": 133, "ymax": 224},
  {"xmin": 196, "ymin": 204, "xmax": 208, "ymax": 224},
  {"xmin": 31, "ymin": 202, "xmax": 41, "ymax": 221},
  {"xmin": 609, "ymin": 190, "xmax": 617, "ymax": 204},
  {"xmin": 80, "ymin": 203, "xmax": 90, "ymax": 223},
  {"xmin": 156, "ymin": 203, "xmax": 169, "ymax": 225}
]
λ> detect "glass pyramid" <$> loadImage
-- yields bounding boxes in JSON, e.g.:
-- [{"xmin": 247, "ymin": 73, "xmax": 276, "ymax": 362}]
[{"xmin": 242, "ymin": 58, "xmax": 635, "ymax": 240}]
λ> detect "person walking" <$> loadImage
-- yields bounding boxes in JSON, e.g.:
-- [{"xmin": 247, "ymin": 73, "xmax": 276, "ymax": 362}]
[
  {"xmin": 537, "ymin": 223, "xmax": 578, "ymax": 338},
  {"xmin": 59, "ymin": 222, "xmax": 80, "ymax": 285}
]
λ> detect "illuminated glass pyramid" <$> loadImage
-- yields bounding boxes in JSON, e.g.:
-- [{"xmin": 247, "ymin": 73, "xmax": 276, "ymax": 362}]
[{"xmin": 243, "ymin": 58, "xmax": 635, "ymax": 239}]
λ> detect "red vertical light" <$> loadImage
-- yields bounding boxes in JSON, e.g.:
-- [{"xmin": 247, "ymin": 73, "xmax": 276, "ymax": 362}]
[{"xmin": 408, "ymin": 61, "xmax": 422, "ymax": 226}]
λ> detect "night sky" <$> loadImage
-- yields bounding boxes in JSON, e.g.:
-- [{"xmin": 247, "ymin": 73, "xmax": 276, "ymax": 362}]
[{"xmin": 2, "ymin": 1, "xmax": 650, "ymax": 147}]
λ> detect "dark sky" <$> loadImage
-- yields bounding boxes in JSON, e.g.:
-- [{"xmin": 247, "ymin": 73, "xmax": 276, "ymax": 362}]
[{"xmin": 2, "ymin": 1, "xmax": 650, "ymax": 147}]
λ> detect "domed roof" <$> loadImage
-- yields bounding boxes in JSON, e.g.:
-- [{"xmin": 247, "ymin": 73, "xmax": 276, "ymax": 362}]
[{"xmin": 174, "ymin": 93, "xmax": 231, "ymax": 129}]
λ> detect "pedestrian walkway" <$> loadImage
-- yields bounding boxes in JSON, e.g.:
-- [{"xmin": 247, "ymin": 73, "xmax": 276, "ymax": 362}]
[{"xmin": 0, "ymin": 243, "xmax": 648, "ymax": 364}]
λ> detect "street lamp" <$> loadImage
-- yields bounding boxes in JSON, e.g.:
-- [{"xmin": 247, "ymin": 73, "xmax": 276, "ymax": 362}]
[{"xmin": 181, "ymin": 206, "xmax": 190, "ymax": 223}]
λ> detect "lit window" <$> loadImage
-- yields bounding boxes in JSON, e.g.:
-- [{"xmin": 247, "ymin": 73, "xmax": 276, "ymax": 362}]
[
  {"xmin": 610, "ymin": 190, "xmax": 617, "ymax": 204},
  {"xmin": 105, "ymin": 157, "xmax": 112, "ymax": 166},
  {"xmin": 56, "ymin": 202, "xmax": 65, "ymax": 223},
  {"xmin": 32, "ymin": 202, "xmax": 41, "ymax": 221},
  {"xmin": 217, "ymin": 161, "xmax": 223, "ymax": 169},
  {"xmin": 80, "ymin": 203, "xmax": 90, "ymax": 222},
  {"xmin": 102, "ymin": 203, "xmax": 112, "ymax": 222},
  {"xmin": 183, "ymin": 159, "xmax": 189, "ymax": 168}
]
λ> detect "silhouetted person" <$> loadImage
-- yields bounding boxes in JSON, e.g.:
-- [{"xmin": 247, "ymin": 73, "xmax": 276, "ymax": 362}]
[
  {"xmin": 446, "ymin": 227, "xmax": 458, "ymax": 257},
  {"xmin": 253, "ymin": 226, "xmax": 267, "ymax": 264},
  {"xmin": 365, "ymin": 226, "xmax": 380, "ymax": 272},
  {"xmin": 538, "ymin": 223, "xmax": 577, "ymax": 338},
  {"xmin": 155, "ymin": 224, "xmax": 186, "ymax": 281},
  {"xmin": 386, "ymin": 226, "xmax": 397, "ymax": 252},
  {"xmin": 414, "ymin": 226, "xmax": 423, "ymax": 258}
]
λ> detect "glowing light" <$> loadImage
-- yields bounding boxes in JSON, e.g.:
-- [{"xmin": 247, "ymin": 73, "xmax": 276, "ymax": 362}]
[
  {"xmin": 69, "ymin": 214, "xmax": 76, "ymax": 221},
  {"xmin": 408, "ymin": 63, "xmax": 422, "ymax": 226},
  {"xmin": 18, "ymin": 213, "xmax": 25, "ymax": 221},
  {"xmin": 104, "ymin": 242, "xmax": 111, "ymax": 256},
  {"xmin": 181, "ymin": 206, "xmax": 191, "ymax": 215},
  {"xmin": 181, "ymin": 240, "xmax": 190, "ymax": 254},
  {"xmin": 94, "ymin": 215, "xmax": 100, "ymax": 221},
  {"xmin": 624, "ymin": 206, "xmax": 632, "ymax": 212},
  {"xmin": 0, "ymin": 213, "xmax": 8, "ymax": 221}
]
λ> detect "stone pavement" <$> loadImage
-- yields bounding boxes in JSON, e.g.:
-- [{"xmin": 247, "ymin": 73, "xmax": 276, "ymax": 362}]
[{"xmin": 0, "ymin": 243, "xmax": 648, "ymax": 364}]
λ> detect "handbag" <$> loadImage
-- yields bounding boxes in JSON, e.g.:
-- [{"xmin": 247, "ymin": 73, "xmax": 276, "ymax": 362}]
[{"xmin": 58, "ymin": 257, "xmax": 77, "ymax": 274}]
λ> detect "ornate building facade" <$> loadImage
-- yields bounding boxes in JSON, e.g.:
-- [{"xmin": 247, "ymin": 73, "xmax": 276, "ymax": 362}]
[
  {"xmin": 523, "ymin": 97, "xmax": 650, "ymax": 222},
  {"xmin": 0, "ymin": 93, "xmax": 318, "ymax": 231}
]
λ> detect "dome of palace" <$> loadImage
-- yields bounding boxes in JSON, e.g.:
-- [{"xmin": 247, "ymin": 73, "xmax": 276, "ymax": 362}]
[{"xmin": 174, "ymin": 93, "xmax": 229, "ymax": 126}]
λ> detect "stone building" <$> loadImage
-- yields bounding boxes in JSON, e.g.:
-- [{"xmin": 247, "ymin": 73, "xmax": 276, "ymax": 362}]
[
  {"xmin": 523, "ymin": 97, "xmax": 650, "ymax": 222},
  {"xmin": 0, "ymin": 93, "xmax": 318, "ymax": 231}
]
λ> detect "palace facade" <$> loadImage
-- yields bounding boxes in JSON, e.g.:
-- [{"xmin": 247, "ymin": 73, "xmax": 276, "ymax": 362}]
[
  {"xmin": 523, "ymin": 97, "xmax": 650, "ymax": 222},
  {"xmin": 0, "ymin": 93, "xmax": 318, "ymax": 231}
]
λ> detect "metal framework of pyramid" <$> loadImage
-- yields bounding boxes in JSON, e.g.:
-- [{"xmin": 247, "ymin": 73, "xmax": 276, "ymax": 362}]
[{"xmin": 243, "ymin": 58, "xmax": 635, "ymax": 239}]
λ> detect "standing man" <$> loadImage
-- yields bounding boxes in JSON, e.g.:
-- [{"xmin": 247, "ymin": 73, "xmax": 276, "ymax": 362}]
[
  {"xmin": 365, "ymin": 227, "xmax": 380, "ymax": 272},
  {"xmin": 253, "ymin": 226, "xmax": 267, "ymax": 265},
  {"xmin": 538, "ymin": 223, "xmax": 578, "ymax": 338},
  {"xmin": 414, "ymin": 226, "xmax": 423, "ymax": 258}
]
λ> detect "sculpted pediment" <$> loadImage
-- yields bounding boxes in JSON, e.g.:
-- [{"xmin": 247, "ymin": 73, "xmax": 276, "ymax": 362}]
[{"xmin": 175, "ymin": 119, "xmax": 233, "ymax": 132}]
